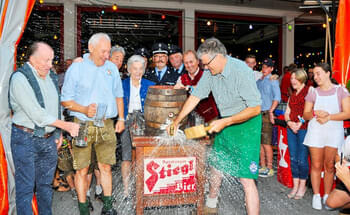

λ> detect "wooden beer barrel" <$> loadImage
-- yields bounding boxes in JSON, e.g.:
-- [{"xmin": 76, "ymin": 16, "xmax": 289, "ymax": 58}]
[{"xmin": 144, "ymin": 86, "xmax": 187, "ymax": 132}]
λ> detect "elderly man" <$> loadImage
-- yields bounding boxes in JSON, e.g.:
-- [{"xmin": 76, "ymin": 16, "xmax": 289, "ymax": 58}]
[
  {"xmin": 168, "ymin": 38, "xmax": 262, "ymax": 215},
  {"xmin": 9, "ymin": 42, "xmax": 80, "ymax": 215},
  {"xmin": 143, "ymin": 42, "xmax": 179, "ymax": 85},
  {"xmin": 169, "ymin": 44, "xmax": 186, "ymax": 75},
  {"xmin": 61, "ymin": 33, "xmax": 124, "ymax": 215},
  {"xmin": 174, "ymin": 50, "xmax": 218, "ymax": 122}
]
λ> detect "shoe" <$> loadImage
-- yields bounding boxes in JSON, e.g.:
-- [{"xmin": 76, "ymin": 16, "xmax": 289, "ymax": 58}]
[
  {"xmin": 95, "ymin": 192, "xmax": 102, "ymax": 201},
  {"xmin": 203, "ymin": 206, "xmax": 218, "ymax": 215},
  {"xmin": 287, "ymin": 192, "xmax": 296, "ymax": 199},
  {"xmin": 101, "ymin": 208, "xmax": 117, "ymax": 215},
  {"xmin": 294, "ymin": 187, "xmax": 307, "ymax": 200},
  {"xmin": 323, "ymin": 194, "xmax": 332, "ymax": 210},
  {"xmin": 71, "ymin": 189, "xmax": 78, "ymax": 200},
  {"xmin": 312, "ymin": 194, "xmax": 322, "ymax": 210},
  {"xmin": 258, "ymin": 166, "xmax": 267, "ymax": 174},
  {"xmin": 259, "ymin": 168, "xmax": 274, "ymax": 177}
]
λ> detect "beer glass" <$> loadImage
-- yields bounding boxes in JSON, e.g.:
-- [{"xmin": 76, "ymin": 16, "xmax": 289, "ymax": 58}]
[{"xmin": 94, "ymin": 103, "xmax": 107, "ymax": 127}]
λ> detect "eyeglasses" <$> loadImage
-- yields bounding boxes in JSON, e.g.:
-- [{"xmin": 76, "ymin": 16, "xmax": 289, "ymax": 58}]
[{"xmin": 201, "ymin": 54, "xmax": 217, "ymax": 67}]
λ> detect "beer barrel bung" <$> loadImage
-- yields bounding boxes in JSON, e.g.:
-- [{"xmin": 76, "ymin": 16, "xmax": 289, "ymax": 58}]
[{"xmin": 144, "ymin": 86, "xmax": 187, "ymax": 133}]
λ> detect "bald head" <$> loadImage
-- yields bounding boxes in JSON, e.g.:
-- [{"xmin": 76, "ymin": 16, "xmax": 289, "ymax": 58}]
[{"xmin": 29, "ymin": 42, "xmax": 54, "ymax": 79}]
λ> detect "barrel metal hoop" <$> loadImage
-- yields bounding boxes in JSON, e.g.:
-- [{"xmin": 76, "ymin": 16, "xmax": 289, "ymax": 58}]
[{"xmin": 145, "ymin": 101, "xmax": 185, "ymax": 108}]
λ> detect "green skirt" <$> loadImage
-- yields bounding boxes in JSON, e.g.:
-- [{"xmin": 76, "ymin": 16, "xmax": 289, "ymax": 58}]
[{"xmin": 208, "ymin": 114, "xmax": 262, "ymax": 179}]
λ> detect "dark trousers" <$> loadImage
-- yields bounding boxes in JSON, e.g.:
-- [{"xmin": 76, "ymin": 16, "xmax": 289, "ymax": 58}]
[{"xmin": 11, "ymin": 125, "xmax": 58, "ymax": 215}]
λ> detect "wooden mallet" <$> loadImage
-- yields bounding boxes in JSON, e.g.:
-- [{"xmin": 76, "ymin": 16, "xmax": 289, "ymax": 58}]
[{"xmin": 184, "ymin": 124, "xmax": 212, "ymax": 139}]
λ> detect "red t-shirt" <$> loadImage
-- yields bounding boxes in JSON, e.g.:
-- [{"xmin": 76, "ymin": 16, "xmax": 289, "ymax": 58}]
[
  {"xmin": 288, "ymin": 85, "xmax": 309, "ymax": 130},
  {"xmin": 280, "ymin": 72, "xmax": 292, "ymax": 102}
]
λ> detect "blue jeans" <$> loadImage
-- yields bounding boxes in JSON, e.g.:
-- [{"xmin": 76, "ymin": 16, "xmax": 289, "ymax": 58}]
[
  {"xmin": 11, "ymin": 125, "xmax": 58, "ymax": 215},
  {"xmin": 287, "ymin": 128, "xmax": 309, "ymax": 179}
]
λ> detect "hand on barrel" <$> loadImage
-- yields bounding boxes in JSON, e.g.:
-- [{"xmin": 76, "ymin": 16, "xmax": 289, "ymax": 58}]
[
  {"xmin": 167, "ymin": 122, "xmax": 179, "ymax": 136},
  {"xmin": 86, "ymin": 103, "xmax": 97, "ymax": 118}
]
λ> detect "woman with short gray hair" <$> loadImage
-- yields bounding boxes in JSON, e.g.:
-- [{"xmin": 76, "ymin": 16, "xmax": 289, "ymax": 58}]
[
  {"xmin": 110, "ymin": 46, "xmax": 125, "ymax": 70},
  {"xmin": 120, "ymin": 55, "xmax": 155, "ymax": 198}
]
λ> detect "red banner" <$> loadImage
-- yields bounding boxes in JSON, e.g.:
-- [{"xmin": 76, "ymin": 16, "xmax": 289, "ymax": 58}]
[
  {"xmin": 333, "ymin": 0, "xmax": 350, "ymax": 85},
  {"xmin": 144, "ymin": 157, "xmax": 197, "ymax": 195}
]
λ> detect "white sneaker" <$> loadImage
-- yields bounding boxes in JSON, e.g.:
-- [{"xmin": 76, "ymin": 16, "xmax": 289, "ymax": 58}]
[
  {"xmin": 312, "ymin": 194, "xmax": 322, "ymax": 210},
  {"xmin": 323, "ymin": 194, "xmax": 332, "ymax": 210}
]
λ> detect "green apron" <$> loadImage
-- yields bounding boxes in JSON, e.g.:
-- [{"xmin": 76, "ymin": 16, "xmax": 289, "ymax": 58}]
[{"xmin": 208, "ymin": 114, "xmax": 262, "ymax": 179}]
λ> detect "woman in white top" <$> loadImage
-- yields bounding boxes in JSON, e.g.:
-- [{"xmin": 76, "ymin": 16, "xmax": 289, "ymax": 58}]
[{"xmin": 303, "ymin": 63, "xmax": 350, "ymax": 210}]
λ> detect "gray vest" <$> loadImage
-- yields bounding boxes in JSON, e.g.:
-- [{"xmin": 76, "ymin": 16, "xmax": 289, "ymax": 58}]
[{"xmin": 8, "ymin": 63, "xmax": 61, "ymax": 137}]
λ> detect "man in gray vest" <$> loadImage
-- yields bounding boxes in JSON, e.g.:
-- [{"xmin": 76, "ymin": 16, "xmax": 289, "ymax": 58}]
[{"xmin": 9, "ymin": 42, "xmax": 80, "ymax": 215}]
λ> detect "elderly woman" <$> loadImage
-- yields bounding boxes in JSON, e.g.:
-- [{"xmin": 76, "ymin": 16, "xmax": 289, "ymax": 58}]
[
  {"xmin": 110, "ymin": 46, "xmax": 125, "ymax": 70},
  {"xmin": 120, "ymin": 55, "xmax": 155, "ymax": 198},
  {"xmin": 284, "ymin": 69, "xmax": 309, "ymax": 200},
  {"xmin": 303, "ymin": 63, "xmax": 350, "ymax": 210}
]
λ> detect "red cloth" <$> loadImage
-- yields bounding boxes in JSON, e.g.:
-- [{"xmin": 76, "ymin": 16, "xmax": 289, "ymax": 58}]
[
  {"xmin": 180, "ymin": 70, "xmax": 219, "ymax": 122},
  {"xmin": 333, "ymin": 0, "xmax": 350, "ymax": 85},
  {"xmin": 288, "ymin": 86, "xmax": 309, "ymax": 130},
  {"xmin": 280, "ymin": 72, "xmax": 292, "ymax": 102}
]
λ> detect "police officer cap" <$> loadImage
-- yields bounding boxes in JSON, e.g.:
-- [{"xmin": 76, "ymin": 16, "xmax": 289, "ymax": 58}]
[
  {"xmin": 152, "ymin": 42, "xmax": 168, "ymax": 55},
  {"xmin": 134, "ymin": 47, "xmax": 150, "ymax": 58},
  {"xmin": 168, "ymin": 44, "xmax": 182, "ymax": 56}
]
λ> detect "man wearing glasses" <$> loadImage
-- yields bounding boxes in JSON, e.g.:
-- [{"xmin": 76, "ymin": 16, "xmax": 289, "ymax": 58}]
[
  {"xmin": 168, "ymin": 38, "xmax": 262, "ymax": 215},
  {"xmin": 143, "ymin": 42, "xmax": 179, "ymax": 85}
]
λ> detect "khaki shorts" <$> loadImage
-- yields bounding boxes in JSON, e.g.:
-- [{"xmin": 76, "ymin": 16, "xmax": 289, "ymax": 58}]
[
  {"xmin": 72, "ymin": 118, "xmax": 117, "ymax": 170},
  {"xmin": 261, "ymin": 112, "xmax": 273, "ymax": 145}
]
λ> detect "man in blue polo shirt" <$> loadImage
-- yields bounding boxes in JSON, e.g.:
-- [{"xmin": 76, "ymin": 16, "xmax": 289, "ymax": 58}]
[{"xmin": 61, "ymin": 33, "xmax": 124, "ymax": 215}]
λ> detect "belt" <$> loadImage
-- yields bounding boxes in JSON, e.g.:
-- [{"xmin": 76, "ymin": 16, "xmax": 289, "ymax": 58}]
[{"xmin": 13, "ymin": 124, "xmax": 55, "ymax": 139}]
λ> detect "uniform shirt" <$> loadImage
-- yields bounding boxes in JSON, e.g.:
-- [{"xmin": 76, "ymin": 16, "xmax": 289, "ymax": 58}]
[
  {"xmin": 192, "ymin": 56, "xmax": 261, "ymax": 117},
  {"xmin": 256, "ymin": 74, "xmax": 281, "ymax": 111},
  {"xmin": 61, "ymin": 53, "xmax": 123, "ymax": 121},
  {"xmin": 10, "ymin": 62, "xmax": 58, "ymax": 132},
  {"xmin": 155, "ymin": 66, "xmax": 168, "ymax": 81},
  {"xmin": 175, "ymin": 64, "xmax": 185, "ymax": 74},
  {"xmin": 128, "ymin": 79, "xmax": 142, "ymax": 113}
]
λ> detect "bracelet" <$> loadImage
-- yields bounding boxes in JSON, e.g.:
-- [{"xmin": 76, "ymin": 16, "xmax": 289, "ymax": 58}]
[
  {"xmin": 118, "ymin": 118, "xmax": 125, "ymax": 122},
  {"xmin": 286, "ymin": 120, "xmax": 291, "ymax": 124}
]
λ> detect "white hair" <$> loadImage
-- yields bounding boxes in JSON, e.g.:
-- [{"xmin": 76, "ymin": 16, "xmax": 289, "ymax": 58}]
[
  {"xmin": 127, "ymin": 55, "xmax": 146, "ymax": 74},
  {"xmin": 88, "ymin": 33, "xmax": 111, "ymax": 47},
  {"xmin": 111, "ymin": 46, "xmax": 126, "ymax": 56}
]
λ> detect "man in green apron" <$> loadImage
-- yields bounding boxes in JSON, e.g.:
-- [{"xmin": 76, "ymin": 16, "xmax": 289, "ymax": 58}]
[{"xmin": 168, "ymin": 38, "xmax": 262, "ymax": 215}]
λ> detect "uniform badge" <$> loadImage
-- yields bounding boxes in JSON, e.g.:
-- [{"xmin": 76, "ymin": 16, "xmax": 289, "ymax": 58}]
[{"xmin": 249, "ymin": 161, "xmax": 258, "ymax": 174}]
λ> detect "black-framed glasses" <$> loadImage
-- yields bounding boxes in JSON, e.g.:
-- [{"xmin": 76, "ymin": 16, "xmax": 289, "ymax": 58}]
[{"xmin": 201, "ymin": 54, "xmax": 217, "ymax": 67}]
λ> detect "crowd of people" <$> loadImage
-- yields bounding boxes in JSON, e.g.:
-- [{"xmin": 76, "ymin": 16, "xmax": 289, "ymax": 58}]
[{"xmin": 7, "ymin": 32, "xmax": 350, "ymax": 215}]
